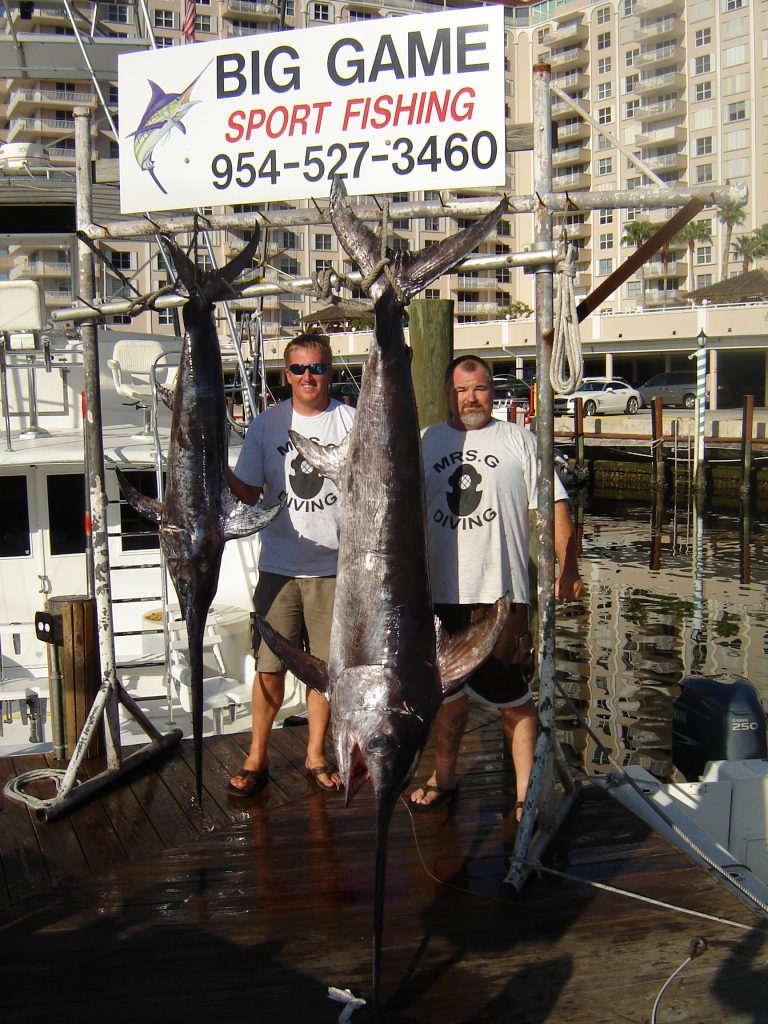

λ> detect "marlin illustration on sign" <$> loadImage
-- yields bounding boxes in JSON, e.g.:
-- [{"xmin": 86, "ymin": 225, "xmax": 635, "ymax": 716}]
[
  {"xmin": 116, "ymin": 230, "xmax": 283, "ymax": 806},
  {"xmin": 257, "ymin": 177, "xmax": 509, "ymax": 1016},
  {"xmin": 128, "ymin": 62, "xmax": 210, "ymax": 194}
]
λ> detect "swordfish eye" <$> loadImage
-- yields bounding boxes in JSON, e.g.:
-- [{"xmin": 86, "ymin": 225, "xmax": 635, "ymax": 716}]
[{"xmin": 367, "ymin": 734, "xmax": 396, "ymax": 755}]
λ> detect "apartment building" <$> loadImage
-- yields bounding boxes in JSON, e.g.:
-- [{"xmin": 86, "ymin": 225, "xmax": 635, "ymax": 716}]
[{"xmin": 0, "ymin": 0, "xmax": 766, "ymax": 368}]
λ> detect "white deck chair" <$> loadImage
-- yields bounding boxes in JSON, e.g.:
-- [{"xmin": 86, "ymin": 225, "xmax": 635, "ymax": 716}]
[
  {"xmin": 107, "ymin": 339, "xmax": 170, "ymax": 439},
  {"xmin": 168, "ymin": 622, "xmax": 252, "ymax": 734}
]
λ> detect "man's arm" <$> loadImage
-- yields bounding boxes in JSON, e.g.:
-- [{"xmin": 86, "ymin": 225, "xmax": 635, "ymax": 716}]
[
  {"xmin": 554, "ymin": 499, "xmax": 583, "ymax": 601},
  {"xmin": 228, "ymin": 467, "xmax": 262, "ymax": 506}
]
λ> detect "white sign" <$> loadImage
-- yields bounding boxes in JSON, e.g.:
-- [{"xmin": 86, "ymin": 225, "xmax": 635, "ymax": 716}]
[{"xmin": 118, "ymin": 7, "xmax": 505, "ymax": 213}]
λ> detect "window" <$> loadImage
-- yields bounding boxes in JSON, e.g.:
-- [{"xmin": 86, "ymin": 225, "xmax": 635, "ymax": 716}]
[
  {"xmin": 279, "ymin": 256, "xmax": 299, "ymax": 276},
  {"xmin": 112, "ymin": 313, "xmax": 131, "ymax": 325},
  {"xmin": 599, "ymin": 209, "xmax": 613, "ymax": 225},
  {"xmin": 104, "ymin": 4, "xmax": 129, "ymax": 22},
  {"xmin": 196, "ymin": 251, "xmax": 213, "ymax": 272},
  {"xmin": 694, "ymin": 82, "xmax": 712, "ymax": 101},
  {"xmin": 696, "ymin": 245, "xmax": 713, "ymax": 265},
  {"xmin": 696, "ymin": 136, "xmax": 713, "ymax": 156},
  {"xmin": 110, "ymin": 251, "xmax": 135, "ymax": 271},
  {"xmin": 597, "ymin": 82, "xmax": 613, "ymax": 100},
  {"xmin": 725, "ymin": 129, "xmax": 748, "ymax": 150},
  {"xmin": 315, "ymin": 259, "xmax": 332, "ymax": 273},
  {"xmin": 623, "ymin": 0, "xmax": 635, "ymax": 15},
  {"xmin": 496, "ymin": 268, "xmax": 510, "ymax": 284},
  {"xmin": 696, "ymin": 164, "xmax": 713, "ymax": 183},
  {"xmin": 154, "ymin": 9, "xmax": 173, "ymax": 28},
  {"xmin": 47, "ymin": 475, "xmax": 86, "ymax": 556},
  {"xmin": 348, "ymin": 8, "xmax": 375, "ymax": 19},
  {"xmin": 597, "ymin": 57, "xmax": 612, "ymax": 75},
  {"xmin": 625, "ymin": 48, "xmax": 639, "ymax": 67},
  {"xmin": 725, "ymin": 0, "xmax": 743, "ymax": 9},
  {"xmin": 310, "ymin": 2, "xmax": 330, "ymax": 20},
  {"xmin": 694, "ymin": 55, "xmax": 711, "ymax": 75},
  {"xmin": 392, "ymin": 217, "xmax": 410, "ymax": 230},
  {"xmin": 695, "ymin": 28, "xmax": 711, "ymax": 47},
  {"xmin": 157, "ymin": 307, "xmax": 174, "ymax": 326},
  {"xmin": 424, "ymin": 216, "xmax": 440, "ymax": 232},
  {"xmin": 727, "ymin": 100, "xmax": 746, "ymax": 121},
  {"xmin": 625, "ymin": 99, "xmax": 640, "ymax": 118},
  {"xmin": 314, "ymin": 233, "xmax": 332, "ymax": 251},
  {"xmin": 597, "ymin": 31, "xmax": 611, "ymax": 50},
  {"xmin": 597, "ymin": 135, "xmax": 612, "ymax": 151},
  {"xmin": 599, "ymin": 232, "xmax": 613, "ymax": 250},
  {"xmin": 120, "ymin": 472, "xmax": 160, "ymax": 551},
  {"xmin": 390, "ymin": 237, "xmax": 410, "ymax": 252},
  {"xmin": 425, "ymin": 289, "xmax": 440, "ymax": 300},
  {"xmin": 598, "ymin": 258, "xmax": 614, "ymax": 276},
  {"xmin": 695, "ymin": 273, "xmax": 713, "ymax": 289},
  {"xmin": 155, "ymin": 36, "xmax": 174, "ymax": 47},
  {"xmin": 597, "ymin": 157, "xmax": 614, "ymax": 175},
  {"xmin": 196, "ymin": 14, "xmax": 211, "ymax": 32},
  {"xmin": 597, "ymin": 107, "xmax": 613, "ymax": 125},
  {"xmin": 597, "ymin": 6, "xmax": 611, "ymax": 24},
  {"xmin": 0, "ymin": 476, "xmax": 30, "ymax": 557},
  {"xmin": 625, "ymin": 74, "xmax": 639, "ymax": 93},
  {"xmin": 284, "ymin": 0, "xmax": 295, "ymax": 15}
]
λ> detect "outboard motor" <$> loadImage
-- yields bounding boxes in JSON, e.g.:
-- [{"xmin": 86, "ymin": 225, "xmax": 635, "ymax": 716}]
[{"xmin": 672, "ymin": 674, "xmax": 767, "ymax": 781}]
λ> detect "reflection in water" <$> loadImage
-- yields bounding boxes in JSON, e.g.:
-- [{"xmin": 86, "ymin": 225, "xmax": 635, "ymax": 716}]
[{"xmin": 555, "ymin": 496, "xmax": 768, "ymax": 781}]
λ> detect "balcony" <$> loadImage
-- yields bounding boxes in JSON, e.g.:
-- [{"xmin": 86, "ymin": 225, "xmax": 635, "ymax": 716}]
[
  {"xmin": 552, "ymin": 97, "xmax": 590, "ymax": 120},
  {"xmin": 554, "ymin": 71, "xmax": 590, "ymax": 93},
  {"xmin": 641, "ymin": 97, "xmax": 686, "ymax": 121},
  {"xmin": 557, "ymin": 220, "xmax": 591, "ymax": 240},
  {"xmin": 553, "ymin": 146, "xmax": 590, "ymax": 168},
  {"xmin": 633, "ymin": 17, "xmax": 684, "ymax": 43},
  {"xmin": 644, "ymin": 151, "xmax": 687, "ymax": 172},
  {"xmin": 556, "ymin": 121, "xmax": 590, "ymax": 142},
  {"xmin": 634, "ymin": 124, "xmax": 687, "ymax": 146},
  {"xmin": 44, "ymin": 289, "xmax": 73, "ymax": 305},
  {"xmin": 9, "ymin": 258, "xmax": 72, "ymax": 281},
  {"xmin": 221, "ymin": 0, "xmax": 280, "ymax": 21},
  {"xmin": 634, "ymin": 0, "xmax": 684, "ymax": 15},
  {"xmin": 456, "ymin": 301, "xmax": 498, "ymax": 316},
  {"xmin": 456, "ymin": 274, "xmax": 497, "ymax": 290},
  {"xmin": 553, "ymin": 171, "xmax": 591, "ymax": 192},
  {"xmin": 8, "ymin": 116, "xmax": 97, "ymax": 143},
  {"xmin": 635, "ymin": 43, "xmax": 680, "ymax": 68},
  {"xmin": 542, "ymin": 20, "xmax": 588, "ymax": 47},
  {"xmin": 549, "ymin": 47, "xmax": 588, "ymax": 72},
  {"xmin": 574, "ymin": 273, "xmax": 592, "ymax": 290},
  {"xmin": 8, "ymin": 88, "xmax": 98, "ymax": 118},
  {"xmin": 635, "ymin": 71, "xmax": 685, "ymax": 96}
]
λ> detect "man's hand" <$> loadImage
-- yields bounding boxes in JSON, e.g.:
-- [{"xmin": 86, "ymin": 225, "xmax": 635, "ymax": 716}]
[{"xmin": 555, "ymin": 567, "xmax": 583, "ymax": 602}]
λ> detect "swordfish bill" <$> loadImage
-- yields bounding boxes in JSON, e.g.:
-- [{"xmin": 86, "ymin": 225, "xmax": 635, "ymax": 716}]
[
  {"xmin": 256, "ymin": 177, "xmax": 510, "ymax": 1014},
  {"xmin": 116, "ymin": 231, "xmax": 283, "ymax": 807}
]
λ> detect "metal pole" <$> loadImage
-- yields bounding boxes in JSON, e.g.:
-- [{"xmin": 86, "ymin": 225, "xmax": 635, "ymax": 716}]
[
  {"xmin": 74, "ymin": 106, "xmax": 122, "ymax": 772},
  {"xmin": 695, "ymin": 341, "xmax": 707, "ymax": 492},
  {"xmin": 741, "ymin": 394, "xmax": 754, "ymax": 496}
]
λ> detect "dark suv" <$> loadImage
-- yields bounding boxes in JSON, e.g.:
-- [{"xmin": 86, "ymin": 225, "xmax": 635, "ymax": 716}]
[
  {"xmin": 638, "ymin": 371, "xmax": 731, "ymax": 409},
  {"xmin": 493, "ymin": 375, "xmax": 532, "ymax": 413}
]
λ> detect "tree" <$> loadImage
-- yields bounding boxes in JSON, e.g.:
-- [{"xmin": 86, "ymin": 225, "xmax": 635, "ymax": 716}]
[
  {"xmin": 731, "ymin": 233, "xmax": 765, "ymax": 274},
  {"xmin": 621, "ymin": 219, "xmax": 654, "ymax": 306},
  {"xmin": 674, "ymin": 220, "xmax": 712, "ymax": 293},
  {"xmin": 716, "ymin": 198, "xmax": 746, "ymax": 281}
]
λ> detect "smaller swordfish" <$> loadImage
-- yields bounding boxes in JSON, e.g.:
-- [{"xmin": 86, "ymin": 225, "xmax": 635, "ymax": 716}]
[
  {"xmin": 257, "ymin": 178, "xmax": 509, "ymax": 1014},
  {"xmin": 116, "ymin": 231, "xmax": 283, "ymax": 806}
]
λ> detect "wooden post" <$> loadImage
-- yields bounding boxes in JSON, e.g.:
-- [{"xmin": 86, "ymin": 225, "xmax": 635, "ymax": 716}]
[
  {"xmin": 574, "ymin": 398, "xmax": 585, "ymax": 467},
  {"xmin": 45, "ymin": 595, "xmax": 103, "ymax": 759},
  {"xmin": 650, "ymin": 396, "xmax": 665, "ymax": 490},
  {"xmin": 409, "ymin": 298, "xmax": 453, "ymax": 428},
  {"xmin": 741, "ymin": 394, "xmax": 754, "ymax": 496}
]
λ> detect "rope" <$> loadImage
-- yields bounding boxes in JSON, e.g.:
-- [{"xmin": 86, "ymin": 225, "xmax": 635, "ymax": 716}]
[
  {"xmin": 550, "ymin": 241, "xmax": 583, "ymax": 395},
  {"xmin": 651, "ymin": 939, "xmax": 708, "ymax": 1024},
  {"xmin": 3, "ymin": 768, "xmax": 72, "ymax": 810}
]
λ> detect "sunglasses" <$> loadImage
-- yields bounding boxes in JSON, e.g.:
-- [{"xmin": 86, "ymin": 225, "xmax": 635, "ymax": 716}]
[{"xmin": 287, "ymin": 362, "xmax": 328, "ymax": 376}]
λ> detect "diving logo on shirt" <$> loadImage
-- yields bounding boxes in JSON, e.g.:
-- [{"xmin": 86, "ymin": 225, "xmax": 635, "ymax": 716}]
[
  {"xmin": 446, "ymin": 463, "xmax": 482, "ymax": 516},
  {"xmin": 289, "ymin": 450, "xmax": 324, "ymax": 499},
  {"xmin": 432, "ymin": 452, "xmax": 498, "ymax": 530},
  {"xmin": 277, "ymin": 436, "xmax": 339, "ymax": 512}
]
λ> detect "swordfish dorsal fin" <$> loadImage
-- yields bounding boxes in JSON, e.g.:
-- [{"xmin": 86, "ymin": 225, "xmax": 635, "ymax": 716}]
[
  {"xmin": 436, "ymin": 594, "xmax": 510, "ymax": 696},
  {"xmin": 288, "ymin": 430, "xmax": 349, "ymax": 486},
  {"xmin": 114, "ymin": 466, "xmax": 164, "ymax": 523},
  {"xmin": 329, "ymin": 176, "xmax": 507, "ymax": 305},
  {"xmin": 255, "ymin": 615, "xmax": 330, "ymax": 695}
]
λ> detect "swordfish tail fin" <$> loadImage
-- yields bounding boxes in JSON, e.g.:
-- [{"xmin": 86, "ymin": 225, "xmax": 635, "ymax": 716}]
[
  {"xmin": 162, "ymin": 226, "xmax": 261, "ymax": 305},
  {"xmin": 329, "ymin": 176, "xmax": 507, "ymax": 305}
]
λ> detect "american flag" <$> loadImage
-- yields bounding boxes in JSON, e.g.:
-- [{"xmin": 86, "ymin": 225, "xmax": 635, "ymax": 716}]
[{"xmin": 182, "ymin": 0, "xmax": 196, "ymax": 42}]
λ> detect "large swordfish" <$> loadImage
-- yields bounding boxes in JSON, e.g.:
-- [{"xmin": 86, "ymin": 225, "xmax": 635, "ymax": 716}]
[
  {"xmin": 257, "ymin": 178, "xmax": 509, "ymax": 1010},
  {"xmin": 116, "ymin": 232, "xmax": 283, "ymax": 806}
]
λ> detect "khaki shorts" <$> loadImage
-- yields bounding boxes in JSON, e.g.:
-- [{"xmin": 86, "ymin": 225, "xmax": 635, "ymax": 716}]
[
  {"xmin": 436, "ymin": 602, "xmax": 534, "ymax": 709},
  {"xmin": 252, "ymin": 572, "xmax": 336, "ymax": 674}
]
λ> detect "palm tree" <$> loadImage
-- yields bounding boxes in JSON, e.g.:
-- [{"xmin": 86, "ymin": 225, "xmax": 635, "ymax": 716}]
[
  {"xmin": 674, "ymin": 220, "xmax": 712, "ymax": 294},
  {"xmin": 621, "ymin": 219, "xmax": 654, "ymax": 306},
  {"xmin": 716, "ymin": 198, "xmax": 745, "ymax": 281},
  {"xmin": 731, "ymin": 233, "xmax": 765, "ymax": 274}
]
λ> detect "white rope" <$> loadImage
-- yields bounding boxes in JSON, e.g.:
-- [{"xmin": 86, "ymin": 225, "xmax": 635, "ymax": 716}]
[
  {"xmin": 328, "ymin": 987, "xmax": 366, "ymax": 1022},
  {"xmin": 550, "ymin": 241, "xmax": 583, "ymax": 396},
  {"xmin": 651, "ymin": 939, "xmax": 708, "ymax": 1024},
  {"xmin": 3, "ymin": 768, "xmax": 72, "ymax": 811}
]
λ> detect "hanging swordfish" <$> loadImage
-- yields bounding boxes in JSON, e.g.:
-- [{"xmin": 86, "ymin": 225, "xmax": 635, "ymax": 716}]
[
  {"xmin": 257, "ymin": 178, "xmax": 509, "ymax": 1013},
  {"xmin": 116, "ymin": 231, "xmax": 283, "ymax": 806}
]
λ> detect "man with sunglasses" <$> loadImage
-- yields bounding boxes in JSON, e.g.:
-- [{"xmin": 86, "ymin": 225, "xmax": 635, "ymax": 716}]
[{"xmin": 227, "ymin": 331, "xmax": 355, "ymax": 796}]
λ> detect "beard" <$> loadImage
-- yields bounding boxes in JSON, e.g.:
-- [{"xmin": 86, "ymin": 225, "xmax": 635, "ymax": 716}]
[{"xmin": 459, "ymin": 408, "xmax": 488, "ymax": 429}]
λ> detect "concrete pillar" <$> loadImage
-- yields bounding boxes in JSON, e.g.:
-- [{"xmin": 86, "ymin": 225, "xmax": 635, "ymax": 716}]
[
  {"xmin": 708, "ymin": 347, "xmax": 719, "ymax": 410},
  {"xmin": 605, "ymin": 352, "xmax": 614, "ymax": 378}
]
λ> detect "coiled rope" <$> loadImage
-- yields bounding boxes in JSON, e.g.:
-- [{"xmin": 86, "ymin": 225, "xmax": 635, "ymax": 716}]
[{"xmin": 550, "ymin": 240, "xmax": 583, "ymax": 396}]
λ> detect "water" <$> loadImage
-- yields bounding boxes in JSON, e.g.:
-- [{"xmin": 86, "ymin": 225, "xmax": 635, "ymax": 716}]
[{"xmin": 555, "ymin": 494, "xmax": 768, "ymax": 781}]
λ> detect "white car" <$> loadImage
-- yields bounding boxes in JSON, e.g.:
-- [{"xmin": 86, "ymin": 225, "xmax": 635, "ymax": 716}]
[{"xmin": 554, "ymin": 377, "xmax": 643, "ymax": 416}]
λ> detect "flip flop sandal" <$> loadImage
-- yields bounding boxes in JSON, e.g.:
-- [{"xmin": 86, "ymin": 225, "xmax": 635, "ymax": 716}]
[
  {"xmin": 228, "ymin": 768, "xmax": 269, "ymax": 797},
  {"xmin": 306, "ymin": 763, "xmax": 341, "ymax": 791},
  {"xmin": 409, "ymin": 783, "xmax": 458, "ymax": 812}
]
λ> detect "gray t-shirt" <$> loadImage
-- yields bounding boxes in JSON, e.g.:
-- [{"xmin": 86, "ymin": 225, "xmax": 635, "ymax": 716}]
[
  {"xmin": 421, "ymin": 418, "xmax": 567, "ymax": 605},
  {"xmin": 235, "ymin": 398, "xmax": 355, "ymax": 577}
]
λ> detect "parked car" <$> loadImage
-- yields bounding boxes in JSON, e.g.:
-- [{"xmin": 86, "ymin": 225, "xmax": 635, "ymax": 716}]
[
  {"xmin": 638, "ymin": 371, "xmax": 732, "ymax": 409},
  {"xmin": 493, "ymin": 375, "xmax": 532, "ymax": 413},
  {"xmin": 554, "ymin": 377, "xmax": 642, "ymax": 416}
]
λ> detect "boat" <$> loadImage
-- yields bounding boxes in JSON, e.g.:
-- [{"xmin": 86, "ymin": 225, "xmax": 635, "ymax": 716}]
[{"xmin": 0, "ymin": 316, "xmax": 305, "ymax": 761}]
